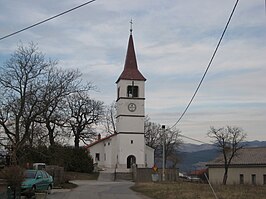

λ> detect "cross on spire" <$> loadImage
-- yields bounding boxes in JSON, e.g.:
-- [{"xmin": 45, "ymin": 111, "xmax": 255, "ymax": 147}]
[{"xmin": 130, "ymin": 19, "xmax": 133, "ymax": 35}]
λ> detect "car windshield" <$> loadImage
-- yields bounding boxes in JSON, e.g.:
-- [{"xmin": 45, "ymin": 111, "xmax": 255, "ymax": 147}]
[{"xmin": 25, "ymin": 170, "xmax": 37, "ymax": 179}]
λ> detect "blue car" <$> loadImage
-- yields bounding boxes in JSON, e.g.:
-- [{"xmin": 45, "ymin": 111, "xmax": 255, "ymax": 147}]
[{"xmin": 21, "ymin": 170, "xmax": 53, "ymax": 197}]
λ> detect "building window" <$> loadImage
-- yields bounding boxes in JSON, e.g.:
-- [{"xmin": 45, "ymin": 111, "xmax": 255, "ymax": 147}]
[
  {"xmin": 95, "ymin": 153, "xmax": 100, "ymax": 162},
  {"xmin": 263, "ymin": 174, "xmax": 266, "ymax": 185},
  {"xmin": 117, "ymin": 87, "xmax": 120, "ymax": 99},
  {"xmin": 108, "ymin": 142, "xmax": 110, "ymax": 146},
  {"xmin": 131, "ymin": 140, "xmax": 133, "ymax": 144},
  {"xmin": 240, "ymin": 174, "xmax": 244, "ymax": 184},
  {"xmin": 252, "ymin": 174, "xmax": 256, "ymax": 185},
  {"xmin": 145, "ymin": 154, "xmax": 147, "ymax": 165},
  {"xmin": 127, "ymin": 85, "xmax": 138, "ymax": 97}
]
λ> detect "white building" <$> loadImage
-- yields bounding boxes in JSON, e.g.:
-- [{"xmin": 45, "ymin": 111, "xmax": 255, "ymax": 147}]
[
  {"xmin": 207, "ymin": 147, "xmax": 266, "ymax": 185},
  {"xmin": 86, "ymin": 30, "xmax": 154, "ymax": 171}
]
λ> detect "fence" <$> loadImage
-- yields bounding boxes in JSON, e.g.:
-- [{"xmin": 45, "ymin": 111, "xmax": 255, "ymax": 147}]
[
  {"xmin": 46, "ymin": 165, "xmax": 64, "ymax": 186},
  {"xmin": 133, "ymin": 167, "xmax": 179, "ymax": 182},
  {"xmin": 0, "ymin": 179, "xmax": 7, "ymax": 198}
]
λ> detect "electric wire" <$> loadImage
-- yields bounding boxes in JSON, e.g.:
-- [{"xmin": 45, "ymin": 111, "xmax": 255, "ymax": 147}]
[
  {"xmin": 265, "ymin": 0, "xmax": 266, "ymax": 15},
  {"xmin": 0, "ymin": 0, "xmax": 239, "ymax": 146},
  {"xmin": 180, "ymin": 134, "xmax": 209, "ymax": 145},
  {"xmin": 0, "ymin": 0, "xmax": 96, "ymax": 41},
  {"xmin": 170, "ymin": 0, "xmax": 240, "ymax": 129}
]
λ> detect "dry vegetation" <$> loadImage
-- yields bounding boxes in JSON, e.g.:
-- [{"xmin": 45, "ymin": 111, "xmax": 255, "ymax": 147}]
[
  {"xmin": 131, "ymin": 181, "xmax": 266, "ymax": 199},
  {"xmin": 65, "ymin": 171, "xmax": 99, "ymax": 181},
  {"xmin": 60, "ymin": 172, "xmax": 99, "ymax": 189}
]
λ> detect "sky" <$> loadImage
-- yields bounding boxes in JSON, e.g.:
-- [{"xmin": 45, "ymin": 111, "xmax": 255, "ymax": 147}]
[{"xmin": 0, "ymin": 0, "xmax": 265, "ymax": 144}]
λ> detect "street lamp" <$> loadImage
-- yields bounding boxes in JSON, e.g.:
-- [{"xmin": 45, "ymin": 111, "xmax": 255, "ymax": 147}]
[{"xmin": 162, "ymin": 125, "xmax": 165, "ymax": 181}]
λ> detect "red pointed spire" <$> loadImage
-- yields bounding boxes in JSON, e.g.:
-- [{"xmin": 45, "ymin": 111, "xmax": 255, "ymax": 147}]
[{"xmin": 116, "ymin": 33, "xmax": 146, "ymax": 83}]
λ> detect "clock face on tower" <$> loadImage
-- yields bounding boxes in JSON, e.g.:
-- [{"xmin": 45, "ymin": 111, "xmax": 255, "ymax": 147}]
[{"xmin": 128, "ymin": 103, "xmax": 136, "ymax": 112}]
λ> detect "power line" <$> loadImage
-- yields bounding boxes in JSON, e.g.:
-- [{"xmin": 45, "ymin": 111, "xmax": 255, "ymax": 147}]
[
  {"xmin": 170, "ymin": 0, "xmax": 240, "ymax": 129},
  {"xmin": 0, "ymin": 0, "xmax": 96, "ymax": 41},
  {"xmin": 180, "ymin": 134, "xmax": 209, "ymax": 145}
]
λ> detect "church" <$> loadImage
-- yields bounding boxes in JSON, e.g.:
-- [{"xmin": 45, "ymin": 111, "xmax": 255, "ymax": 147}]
[{"xmin": 86, "ymin": 27, "xmax": 154, "ymax": 171}]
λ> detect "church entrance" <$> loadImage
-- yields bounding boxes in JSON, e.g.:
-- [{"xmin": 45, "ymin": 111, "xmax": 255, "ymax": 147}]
[{"xmin": 127, "ymin": 155, "xmax": 136, "ymax": 168}]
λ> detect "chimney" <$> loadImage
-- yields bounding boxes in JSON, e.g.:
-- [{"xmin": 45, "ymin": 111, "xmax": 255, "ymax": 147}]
[{"xmin": 98, "ymin": 134, "xmax": 101, "ymax": 140}]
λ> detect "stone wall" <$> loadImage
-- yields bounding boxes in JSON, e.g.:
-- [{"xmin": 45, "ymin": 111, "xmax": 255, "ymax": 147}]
[{"xmin": 133, "ymin": 167, "xmax": 179, "ymax": 182}]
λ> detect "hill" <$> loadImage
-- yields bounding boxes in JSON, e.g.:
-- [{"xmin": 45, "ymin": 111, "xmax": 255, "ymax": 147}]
[{"xmin": 177, "ymin": 140, "xmax": 266, "ymax": 173}]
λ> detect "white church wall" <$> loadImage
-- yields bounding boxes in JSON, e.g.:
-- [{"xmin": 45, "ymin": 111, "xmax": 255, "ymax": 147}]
[
  {"xmin": 88, "ymin": 136, "xmax": 119, "ymax": 169},
  {"xmin": 88, "ymin": 142, "xmax": 105, "ymax": 168},
  {"xmin": 103, "ymin": 136, "xmax": 118, "ymax": 168},
  {"xmin": 116, "ymin": 116, "xmax": 144, "ymax": 133},
  {"xmin": 145, "ymin": 145, "xmax": 155, "ymax": 168},
  {"xmin": 117, "ymin": 134, "xmax": 145, "ymax": 168}
]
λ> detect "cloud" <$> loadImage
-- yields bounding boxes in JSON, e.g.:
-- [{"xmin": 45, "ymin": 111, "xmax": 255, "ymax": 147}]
[{"xmin": 0, "ymin": 0, "xmax": 265, "ymax": 143}]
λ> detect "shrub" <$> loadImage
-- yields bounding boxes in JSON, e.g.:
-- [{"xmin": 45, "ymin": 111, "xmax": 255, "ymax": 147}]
[
  {"xmin": 0, "ymin": 165, "xmax": 25, "ymax": 197},
  {"xmin": 64, "ymin": 147, "xmax": 93, "ymax": 173},
  {"xmin": 18, "ymin": 145, "xmax": 93, "ymax": 173}
]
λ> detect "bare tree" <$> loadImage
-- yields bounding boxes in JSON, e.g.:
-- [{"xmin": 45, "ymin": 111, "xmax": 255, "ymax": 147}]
[
  {"xmin": 144, "ymin": 117, "xmax": 182, "ymax": 168},
  {"xmin": 0, "ymin": 43, "xmax": 54, "ymax": 164},
  {"xmin": 36, "ymin": 67, "xmax": 85, "ymax": 146},
  {"xmin": 65, "ymin": 92, "xmax": 104, "ymax": 148},
  {"xmin": 102, "ymin": 102, "xmax": 116, "ymax": 134},
  {"xmin": 28, "ymin": 121, "xmax": 48, "ymax": 147},
  {"xmin": 207, "ymin": 126, "xmax": 246, "ymax": 185},
  {"xmin": 161, "ymin": 127, "xmax": 182, "ymax": 167},
  {"xmin": 144, "ymin": 116, "xmax": 160, "ymax": 148}
]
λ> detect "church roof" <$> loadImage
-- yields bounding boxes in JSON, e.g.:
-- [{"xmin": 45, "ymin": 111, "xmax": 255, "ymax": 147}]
[
  {"xmin": 85, "ymin": 133, "xmax": 117, "ymax": 148},
  {"xmin": 116, "ymin": 34, "xmax": 146, "ymax": 83}
]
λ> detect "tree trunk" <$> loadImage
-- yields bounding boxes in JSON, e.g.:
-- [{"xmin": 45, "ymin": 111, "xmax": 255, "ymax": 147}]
[
  {"xmin": 74, "ymin": 136, "xmax": 80, "ymax": 148},
  {"xmin": 11, "ymin": 147, "xmax": 18, "ymax": 166},
  {"xmin": 223, "ymin": 167, "xmax": 228, "ymax": 185},
  {"xmin": 46, "ymin": 122, "xmax": 55, "ymax": 146}
]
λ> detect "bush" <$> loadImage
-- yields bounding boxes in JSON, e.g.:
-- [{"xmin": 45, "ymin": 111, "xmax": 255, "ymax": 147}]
[
  {"xmin": 64, "ymin": 147, "xmax": 93, "ymax": 173},
  {"xmin": 18, "ymin": 145, "xmax": 93, "ymax": 173},
  {"xmin": 0, "ymin": 165, "xmax": 25, "ymax": 197}
]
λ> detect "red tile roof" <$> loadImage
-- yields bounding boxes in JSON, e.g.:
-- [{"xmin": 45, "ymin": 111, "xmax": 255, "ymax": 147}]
[
  {"xmin": 116, "ymin": 34, "xmax": 146, "ymax": 83},
  {"xmin": 190, "ymin": 168, "xmax": 208, "ymax": 176},
  {"xmin": 86, "ymin": 133, "xmax": 117, "ymax": 148}
]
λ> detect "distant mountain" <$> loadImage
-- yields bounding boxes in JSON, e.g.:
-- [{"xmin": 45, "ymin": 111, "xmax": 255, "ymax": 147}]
[
  {"xmin": 177, "ymin": 149, "xmax": 218, "ymax": 173},
  {"xmin": 179, "ymin": 140, "xmax": 266, "ymax": 153},
  {"xmin": 177, "ymin": 140, "xmax": 266, "ymax": 173},
  {"xmin": 179, "ymin": 143, "xmax": 215, "ymax": 153},
  {"xmin": 242, "ymin": 140, "xmax": 266, "ymax": 148}
]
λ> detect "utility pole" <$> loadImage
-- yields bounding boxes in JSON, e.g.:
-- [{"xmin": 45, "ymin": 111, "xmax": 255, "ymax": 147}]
[{"xmin": 162, "ymin": 125, "xmax": 165, "ymax": 181}]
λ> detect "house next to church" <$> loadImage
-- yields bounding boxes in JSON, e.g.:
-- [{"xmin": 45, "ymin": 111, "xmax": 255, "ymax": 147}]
[
  {"xmin": 86, "ymin": 29, "xmax": 154, "ymax": 171},
  {"xmin": 207, "ymin": 147, "xmax": 266, "ymax": 185}
]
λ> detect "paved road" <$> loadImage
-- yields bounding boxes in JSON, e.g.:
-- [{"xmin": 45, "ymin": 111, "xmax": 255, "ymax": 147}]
[{"xmin": 47, "ymin": 180, "xmax": 150, "ymax": 199}]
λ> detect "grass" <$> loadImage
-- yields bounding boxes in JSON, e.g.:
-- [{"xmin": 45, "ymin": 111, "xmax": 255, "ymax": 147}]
[
  {"xmin": 65, "ymin": 171, "xmax": 99, "ymax": 181},
  {"xmin": 131, "ymin": 181, "xmax": 266, "ymax": 199},
  {"xmin": 60, "ymin": 181, "xmax": 78, "ymax": 189}
]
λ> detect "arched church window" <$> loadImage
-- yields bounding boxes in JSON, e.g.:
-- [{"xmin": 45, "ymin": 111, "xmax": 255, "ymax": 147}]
[{"xmin": 127, "ymin": 85, "xmax": 138, "ymax": 97}]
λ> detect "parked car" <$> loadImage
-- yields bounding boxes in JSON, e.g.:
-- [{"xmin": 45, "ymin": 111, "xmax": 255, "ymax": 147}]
[
  {"xmin": 21, "ymin": 170, "xmax": 53, "ymax": 197},
  {"xmin": 187, "ymin": 176, "xmax": 201, "ymax": 182}
]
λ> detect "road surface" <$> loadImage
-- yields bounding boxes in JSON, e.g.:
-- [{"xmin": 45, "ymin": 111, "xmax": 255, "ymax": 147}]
[{"xmin": 47, "ymin": 180, "xmax": 150, "ymax": 199}]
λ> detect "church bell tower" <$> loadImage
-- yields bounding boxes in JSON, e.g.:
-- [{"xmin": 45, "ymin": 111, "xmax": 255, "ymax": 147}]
[{"xmin": 115, "ymin": 24, "xmax": 146, "ymax": 169}]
